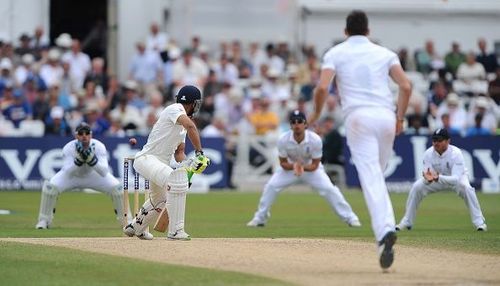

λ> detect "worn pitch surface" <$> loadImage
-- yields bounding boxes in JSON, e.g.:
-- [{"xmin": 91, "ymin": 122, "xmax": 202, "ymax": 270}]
[{"xmin": 3, "ymin": 237, "xmax": 500, "ymax": 285}]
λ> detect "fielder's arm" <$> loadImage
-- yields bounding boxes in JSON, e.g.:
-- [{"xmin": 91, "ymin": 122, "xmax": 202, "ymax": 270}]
[
  {"xmin": 422, "ymin": 156, "xmax": 437, "ymax": 185},
  {"xmin": 303, "ymin": 158, "xmax": 321, "ymax": 172},
  {"xmin": 422, "ymin": 168, "xmax": 437, "ymax": 184},
  {"xmin": 279, "ymin": 157, "xmax": 294, "ymax": 171}
]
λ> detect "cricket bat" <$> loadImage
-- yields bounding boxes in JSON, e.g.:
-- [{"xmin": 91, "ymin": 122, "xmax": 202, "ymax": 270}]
[{"xmin": 153, "ymin": 207, "xmax": 169, "ymax": 232}]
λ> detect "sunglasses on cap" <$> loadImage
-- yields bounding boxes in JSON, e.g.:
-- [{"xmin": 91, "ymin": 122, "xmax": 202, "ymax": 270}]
[
  {"xmin": 77, "ymin": 130, "xmax": 91, "ymax": 136},
  {"xmin": 290, "ymin": 119, "xmax": 305, "ymax": 124}
]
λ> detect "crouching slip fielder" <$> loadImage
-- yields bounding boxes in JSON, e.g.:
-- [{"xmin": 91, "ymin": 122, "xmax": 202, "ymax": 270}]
[
  {"xmin": 247, "ymin": 110, "xmax": 361, "ymax": 227},
  {"xmin": 397, "ymin": 128, "xmax": 487, "ymax": 232},
  {"xmin": 36, "ymin": 122, "xmax": 125, "ymax": 229},
  {"xmin": 123, "ymin": 85, "xmax": 210, "ymax": 240}
]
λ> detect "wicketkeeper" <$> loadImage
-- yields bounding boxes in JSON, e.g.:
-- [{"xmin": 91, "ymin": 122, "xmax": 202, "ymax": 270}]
[
  {"xmin": 35, "ymin": 122, "xmax": 126, "ymax": 229},
  {"xmin": 123, "ymin": 85, "xmax": 210, "ymax": 240}
]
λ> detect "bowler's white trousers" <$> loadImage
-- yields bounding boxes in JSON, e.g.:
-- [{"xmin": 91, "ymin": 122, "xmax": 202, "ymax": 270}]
[
  {"xmin": 252, "ymin": 164, "xmax": 359, "ymax": 224},
  {"xmin": 344, "ymin": 107, "xmax": 396, "ymax": 242}
]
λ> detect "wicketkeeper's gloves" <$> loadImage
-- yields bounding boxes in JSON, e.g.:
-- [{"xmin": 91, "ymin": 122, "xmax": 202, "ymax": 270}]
[
  {"xmin": 74, "ymin": 156, "xmax": 85, "ymax": 166},
  {"xmin": 74, "ymin": 141, "xmax": 98, "ymax": 167},
  {"xmin": 76, "ymin": 142, "xmax": 86, "ymax": 156},
  {"xmin": 74, "ymin": 142, "xmax": 86, "ymax": 166},
  {"xmin": 86, "ymin": 152, "xmax": 98, "ymax": 166},
  {"xmin": 83, "ymin": 148, "xmax": 98, "ymax": 166}
]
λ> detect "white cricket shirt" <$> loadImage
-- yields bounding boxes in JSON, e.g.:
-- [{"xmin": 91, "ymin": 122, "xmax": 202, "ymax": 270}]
[
  {"xmin": 321, "ymin": 35, "xmax": 400, "ymax": 117},
  {"xmin": 136, "ymin": 103, "xmax": 187, "ymax": 163},
  {"xmin": 422, "ymin": 144, "xmax": 467, "ymax": 180},
  {"xmin": 278, "ymin": 130, "xmax": 323, "ymax": 165}
]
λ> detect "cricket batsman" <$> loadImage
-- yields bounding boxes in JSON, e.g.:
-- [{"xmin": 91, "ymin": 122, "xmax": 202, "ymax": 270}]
[{"xmin": 123, "ymin": 85, "xmax": 210, "ymax": 240}]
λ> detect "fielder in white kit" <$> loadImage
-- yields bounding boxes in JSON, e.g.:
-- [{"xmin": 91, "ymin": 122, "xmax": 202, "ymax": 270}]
[
  {"xmin": 397, "ymin": 128, "xmax": 487, "ymax": 231},
  {"xmin": 35, "ymin": 122, "xmax": 125, "ymax": 229},
  {"xmin": 247, "ymin": 110, "xmax": 361, "ymax": 228},
  {"xmin": 309, "ymin": 10, "xmax": 412, "ymax": 269},
  {"xmin": 123, "ymin": 85, "xmax": 210, "ymax": 240}
]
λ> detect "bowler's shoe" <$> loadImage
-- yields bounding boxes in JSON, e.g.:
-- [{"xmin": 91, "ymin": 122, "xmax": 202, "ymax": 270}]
[{"xmin": 378, "ymin": 231, "xmax": 397, "ymax": 269}]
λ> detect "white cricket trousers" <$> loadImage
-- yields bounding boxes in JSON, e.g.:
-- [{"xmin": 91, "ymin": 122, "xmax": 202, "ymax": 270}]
[
  {"xmin": 253, "ymin": 165, "xmax": 359, "ymax": 224},
  {"xmin": 133, "ymin": 154, "xmax": 173, "ymax": 205},
  {"xmin": 345, "ymin": 107, "xmax": 396, "ymax": 242},
  {"xmin": 400, "ymin": 177, "xmax": 486, "ymax": 228},
  {"xmin": 50, "ymin": 170, "xmax": 120, "ymax": 192}
]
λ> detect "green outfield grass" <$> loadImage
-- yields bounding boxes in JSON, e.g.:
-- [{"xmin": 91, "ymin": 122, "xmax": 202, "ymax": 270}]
[{"xmin": 0, "ymin": 190, "xmax": 499, "ymax": 285}]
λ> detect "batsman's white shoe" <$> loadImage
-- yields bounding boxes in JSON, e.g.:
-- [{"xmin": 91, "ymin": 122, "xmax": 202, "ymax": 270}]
[
  {"xmin": 123, "ymin": 223, "xmax": 135, "ymax": 237},
  {"xmin": 378, "ymin": 231, "xmax": 397, "ymax": 270},
  {"xmin": 35, "ymin": 220, "xmax": 49, "ymax": 229},
  {"xmin": 395, "ymin": 222, "xmax": 412, "ymax": 231},
  {"xmin": 123, "ymin": 223, "xmax": 154, "ymax": 240},
  {"xmin": 348, "ymin": 219, "xmax": 362, "ymax": 227},
  {"xmin": 476, "ymin": 224, "xmax": 488, "ymax": 231},
  {"xmin": 246, "ymin": 219, "xmax": 265, "ymax": 227},
  {"xmin": 137, "ymin": 232, "xmax": 154, "ymax": 240},
  {"xmin": 167, "ymin": 230, "xmax": 191, "ymax": 241}
]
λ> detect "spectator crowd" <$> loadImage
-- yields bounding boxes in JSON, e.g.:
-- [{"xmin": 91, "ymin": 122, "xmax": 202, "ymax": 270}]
[{"xmin": 0, "ymin": 23, "xmax": 499, "ymax": 143}]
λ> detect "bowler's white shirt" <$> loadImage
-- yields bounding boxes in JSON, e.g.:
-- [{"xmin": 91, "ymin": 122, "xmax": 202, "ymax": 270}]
[
  {"xmin": 136, "ymin": 103, "xmax": 187, "ymax": 163},
  {"xmin": 278, "ymin": 130, "xmax": 323, "ymax": 165},
  {"xmin": 422, "ymin": 144, "xmax": 467, "ymax": 178},
  {"xmin": 321, "ymin": 36, "xmax": 400, "ymax": 116}
]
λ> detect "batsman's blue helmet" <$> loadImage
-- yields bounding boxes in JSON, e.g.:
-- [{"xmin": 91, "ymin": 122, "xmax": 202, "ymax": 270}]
[{"xmin": 176, "ymin": 85, "xmax": 202, "ymax": 116}]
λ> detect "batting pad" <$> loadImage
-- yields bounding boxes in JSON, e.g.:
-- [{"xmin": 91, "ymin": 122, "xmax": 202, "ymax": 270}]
[{"xmin": 167, "ymin": 169, "xmax": 188, "ymax": 235}]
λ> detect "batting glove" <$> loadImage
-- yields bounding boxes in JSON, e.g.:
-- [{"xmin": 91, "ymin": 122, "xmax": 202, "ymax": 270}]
[{"xmin": 187, "ymin": 152, "xmax": 211, "ymax": 174}]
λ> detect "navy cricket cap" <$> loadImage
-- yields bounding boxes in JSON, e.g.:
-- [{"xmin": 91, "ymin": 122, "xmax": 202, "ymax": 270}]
[
  {"xmin": 75, "ymin": 122, "xmax": 91, "ymax": 134},
  {"xmin": 432, "ymin": 128, "xmax": 450, "ymax": 140},
  {"xmin": 289, "ymin": 110, "xmax": 306, "ymax": 122},
  {"xmin": 176, "ymin": 85, "xmax": 201, "ymax": 104}
]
